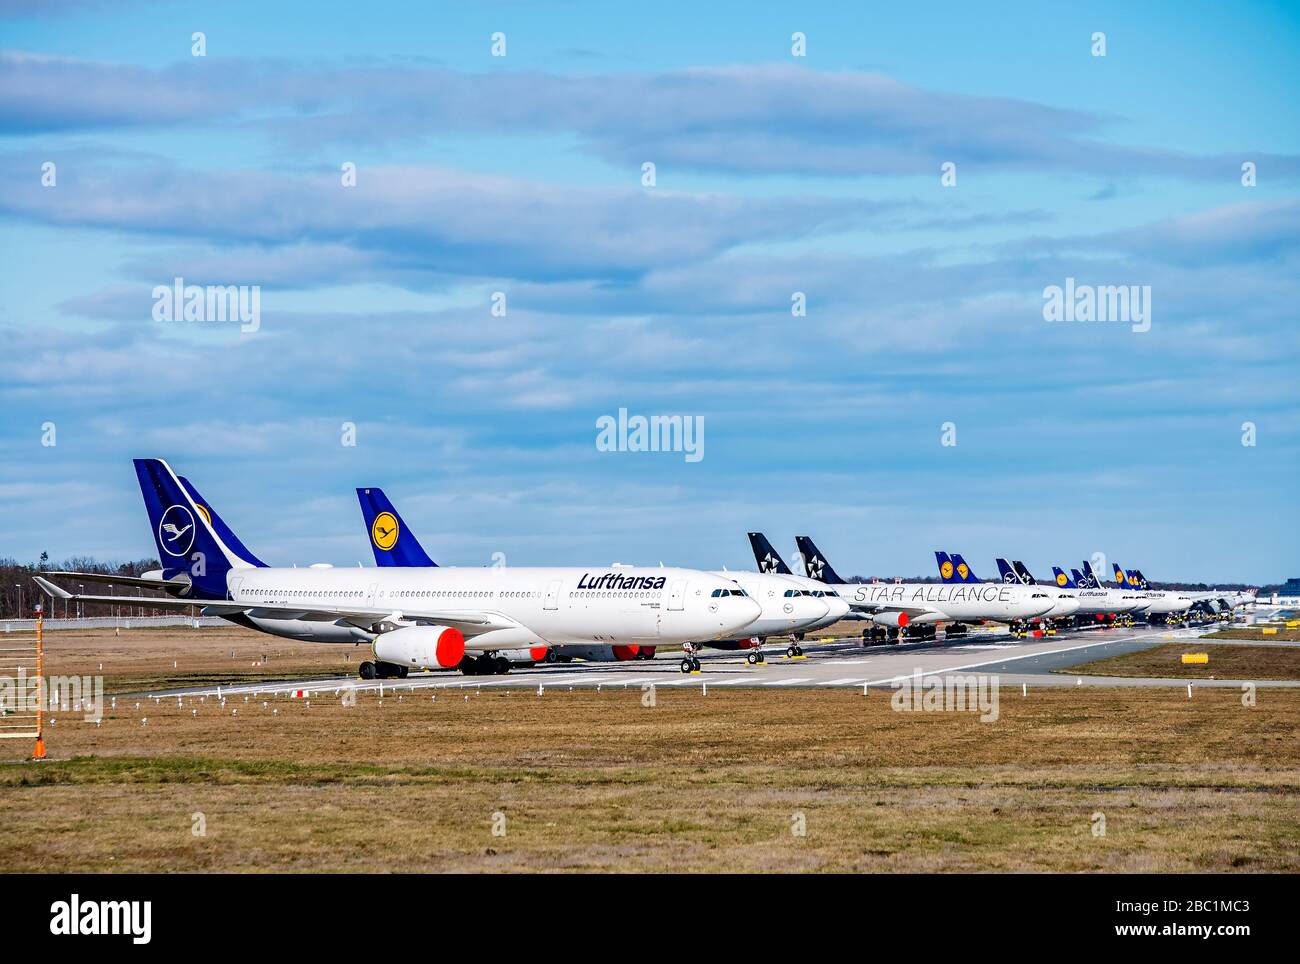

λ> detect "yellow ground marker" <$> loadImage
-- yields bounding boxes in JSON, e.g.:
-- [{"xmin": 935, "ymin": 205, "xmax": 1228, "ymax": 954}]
[{"xmin": 1181, "ymin": 653, "xmax": 1209, "ymax": 664}]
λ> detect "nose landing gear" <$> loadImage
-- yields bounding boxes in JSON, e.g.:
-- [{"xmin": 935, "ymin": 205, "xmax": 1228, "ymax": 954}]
[{"xmin": 679, "ymin": 642, "xmax": 703, "ymax": 673}]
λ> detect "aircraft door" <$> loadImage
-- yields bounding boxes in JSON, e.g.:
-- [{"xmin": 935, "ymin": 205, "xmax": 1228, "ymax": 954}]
[
  {"xmin": 668, "ymin": 580, "xmax": 686, "ymax": 611},
  {"xmin": 544, "ymin": 580, "xmax": 561, "ymax": 610}
]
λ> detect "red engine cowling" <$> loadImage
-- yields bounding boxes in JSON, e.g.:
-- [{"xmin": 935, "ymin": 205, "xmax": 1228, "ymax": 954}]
[
  {"xmin": 373, "ymin": 625, "xmax": 466, "ymax": 669},
  {"xmin": 871, "ymin": 611, "xmax": 910, "ymax": 628},
  {"xmin": 611, "ymin": 645, "xmax": 641, "ymax": 661}
]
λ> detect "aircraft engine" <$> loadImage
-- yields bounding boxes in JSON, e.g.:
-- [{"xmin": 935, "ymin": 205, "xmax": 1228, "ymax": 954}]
[
  {"xmin": 372, "ymin": 625, "xmax": 466, "ymax": 669},
  {"xmin": 871, "ymin": 612, "xmax": 910, "ymax": 628}
]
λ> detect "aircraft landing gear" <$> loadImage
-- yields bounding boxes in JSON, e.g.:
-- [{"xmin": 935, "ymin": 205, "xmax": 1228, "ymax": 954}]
[
  {"xmin": 459, "ymin": 654, "xmax": 510, "ymax": 676},
  {"xmin": 785, "ymin": 643, "xmax": 804, "ymax": 658},
  {"xmin": 679, "ymin": 643, "xmax": 703, "ymax": 673},
  {"xmin": 746, "ymin": 649, "xmax": 766, "ymax": 665},
  {"xmin": 362, "ymin": 660, "xmax": 407, "ymax": 679}
]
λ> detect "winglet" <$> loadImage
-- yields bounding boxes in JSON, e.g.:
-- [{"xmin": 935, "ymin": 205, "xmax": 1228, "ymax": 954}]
[{"xmin": 33, "ymin": 575, "xmax": 71, "ymax": 599}]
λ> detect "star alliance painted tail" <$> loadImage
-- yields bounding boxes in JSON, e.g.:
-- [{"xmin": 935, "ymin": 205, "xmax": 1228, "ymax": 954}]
[{"xmin": 794, "ymin": 535, "xmax": 847, "ymax": 584}]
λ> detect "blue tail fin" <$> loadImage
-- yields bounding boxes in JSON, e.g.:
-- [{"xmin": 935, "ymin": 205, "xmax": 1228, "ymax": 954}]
[
  {"xmin": 794, "ymin": 536, "xmax": 846, "ymax": 584},
  {"xmin": 1076, "ymin": 565, "xmax": 1097, "ymax": 588},
  {"xmin": 1052, "ymin": 566, "xmax": 1077, "ymax": 589},
  {"xmin": 177, "ymin": 476, "xmax": 266, "ymax": 568},
  {"xmin": 937, "ymin": 551, "xmax": 959, "ymax": 583},
  {"xmin": 994, "ymin": 558, "xmax": 1018, "ymax": 584},
  {"xmin": 1111, "ymin": 562, "xmax": 1128, "ymax": 587},
  {"xmin": 949, "ymin": 553, "xmax": 980, "ymax": 583},
  {"xmin": 134, "ymin": 458, "xmax": 252, "ymax": 597},
  {"xmin": 747, "ymin": 533, "xmax": 793, "ymax": 576},
  {"xmin": 1012, "ymin": 560, "xmax": 1037, "ymax": 585},
  {"xmin": 1133, "ymin": 569, "xmax": 1151, "ymax": 590},
  {"xmin": 356, "ymin": 488, "xmax": 437, "ymax": 567}
]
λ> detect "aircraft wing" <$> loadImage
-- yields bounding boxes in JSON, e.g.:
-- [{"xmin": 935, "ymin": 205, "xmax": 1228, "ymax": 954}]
[
  {"xmin": 31, "ymin": 575, "xmax": 518, "ymax": 637},
  {"xmin": 44, "ymin": 570, "xmax": 186, "ymax": 592}
]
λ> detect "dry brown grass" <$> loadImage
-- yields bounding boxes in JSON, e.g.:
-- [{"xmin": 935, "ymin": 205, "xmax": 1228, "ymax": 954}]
[
  {"xmin": 1206, "ymin": 626, "xmax": 1300, "ymax": 642},
  {"xmin": 3, "ymin": 685, "xmax": 1299, "ymax": 872},
  {"xmin": 4, "ymin": 624, "xmax": 364, "ymax": 693},
  {"xmin": 2, "ymin": 627, "xmax": 1297, "ymax": 873},
  {"xmin": 1065, "ymin": 642, "xmax": 1300, "ymax": 681}
]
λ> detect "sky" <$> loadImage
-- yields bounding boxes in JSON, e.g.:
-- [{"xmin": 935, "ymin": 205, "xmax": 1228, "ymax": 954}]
[{"xmin": 0, "ymin": 0, "xmax": 1297, "ymax": 583}]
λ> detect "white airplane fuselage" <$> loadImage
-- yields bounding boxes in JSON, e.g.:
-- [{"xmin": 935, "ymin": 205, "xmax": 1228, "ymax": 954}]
[
  {"xmin": 224, "ymin": 565, "xmax": 761, "ymax": 651},
  {"xmin": 759, "ymin": 573, "xmax": 853, "ymax": 630},
  {"xmin": 714, "ymin": 571, "xmax": 829, "ymax": 637},
  {"xmin": 838, "ymin": 581, "xmax": 1055, "ymax": 623}
]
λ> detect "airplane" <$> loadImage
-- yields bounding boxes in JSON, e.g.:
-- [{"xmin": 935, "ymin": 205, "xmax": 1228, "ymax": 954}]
[
  {"xmin": 1109, "ymin": 563, "xmax": 1193, "ymax": 620},
  {"xmin": 792, "ymin": 538, "xmax": 1054, "ymax": 643},
  {"xmin": 989, "ymin": 558, "xmax": 1079, "ymax": 633},
  {"xmin": 746, "ymin": 533, "xmax": 852, "ymax": 641},
  {"xmin": 33, "ymin": 459, "xmax": 763, "ymax": 678},
  {"xmin": 1076, "ymin": 562, "xmax": 1149, "ymax": 620},
  {"xmin": 931, "ymin": 551, "xmax": 1060, "ymax": 638},
  {"xmin": 1051, "ymin": 566, "xmax": 1144, "ymax": 624},
  {"xmin": 356, "ymin": 487, "xmax": 830, "ymax": 668}
]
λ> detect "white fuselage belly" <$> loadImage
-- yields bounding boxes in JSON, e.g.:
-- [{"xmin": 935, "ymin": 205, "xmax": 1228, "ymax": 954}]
[
  {"xmin": 838, "ymin": 582, "xmax": 1054, "ymax": 623},
  {"xmin": 1071, "ymin": 588, "xmax": 1143, "ymax": 615},
  {"xmin": 226, "ymin": 566, "xmax": 760, "ymax": 650}
]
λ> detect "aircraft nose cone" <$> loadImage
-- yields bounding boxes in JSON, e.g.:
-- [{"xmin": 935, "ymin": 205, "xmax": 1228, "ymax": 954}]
[
  {"xmin": 829, "ymin": 598, "xmax": 851, "ymax": 621},
  {"xmin": 804, "ymin": 599, "xmax": 830, "ymax": 619}
]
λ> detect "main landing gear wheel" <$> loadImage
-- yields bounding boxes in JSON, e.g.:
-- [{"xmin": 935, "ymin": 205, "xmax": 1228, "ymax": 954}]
[
  {"xmin": 492, "ymin": 656, "xmax": 511, "ymax": 675},
  {"xmin": 359, "ymin": 661, "xmax": 377, "ymax": 680},
  {"xmin": 679, "ymin": 656, "xmax": 702, "ymax": 674},
  {"xmin": 786, "ymin": 644, "xmax": 803, "ymax": 658},
  {"xmin": 746, "ymin": 650, "xmax": 765, "ymax": 665}
]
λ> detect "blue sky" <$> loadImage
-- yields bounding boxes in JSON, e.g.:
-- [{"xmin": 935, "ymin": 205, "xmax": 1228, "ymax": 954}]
[{"xmin": 1, "ymin": 0, "xmax": 1297, "ymax": 583}]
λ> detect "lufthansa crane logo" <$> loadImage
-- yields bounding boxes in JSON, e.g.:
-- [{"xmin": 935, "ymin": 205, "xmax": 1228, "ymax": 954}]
[
  {"xmin": 956, "ymin": 563, "xmax": 969, "ymax": 580},
  {"xmin": 1056, "ymin": 572, "xmax": 1068, "ymax": 586},
  {"xmin": 940, "ymin": 560, "xmax": 954, "ymax": 579},
  {"xmin": 371, "ymin": 512, "xmax": 399, "ymax": 551},
  {"xmin": 158, "ymin": 505, "xmax": 195, "ymax": 558}
]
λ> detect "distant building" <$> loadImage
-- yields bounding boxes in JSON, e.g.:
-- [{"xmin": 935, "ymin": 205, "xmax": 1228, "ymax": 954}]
[{"xmin": 1264, "ymin": 577, "xmax": 1300, "ymax": 606}]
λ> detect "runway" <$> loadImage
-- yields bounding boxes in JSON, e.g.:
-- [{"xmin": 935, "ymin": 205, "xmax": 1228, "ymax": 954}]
[{"xmin": 139, "ymin": 620, "xmax": 1300, "ymax": 700}]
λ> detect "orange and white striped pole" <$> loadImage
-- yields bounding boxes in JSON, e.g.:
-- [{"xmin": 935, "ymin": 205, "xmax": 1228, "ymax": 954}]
[{"xmin": 32, "ymin": 606, "xmax": 45, "ymax": 761}]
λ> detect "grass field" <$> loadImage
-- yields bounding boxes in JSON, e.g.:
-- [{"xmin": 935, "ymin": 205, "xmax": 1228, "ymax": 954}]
[
  {"xmin": 1205, "ymin": 626, "xmax": 1300, "ymax": 642},
  {"xmin": 1064, "ymin": 642, "xmax": 1300, "ymax": 681},
  {"xmin": 2, "ymin": 627, "xmax": 1298, "ymax": 873}
]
